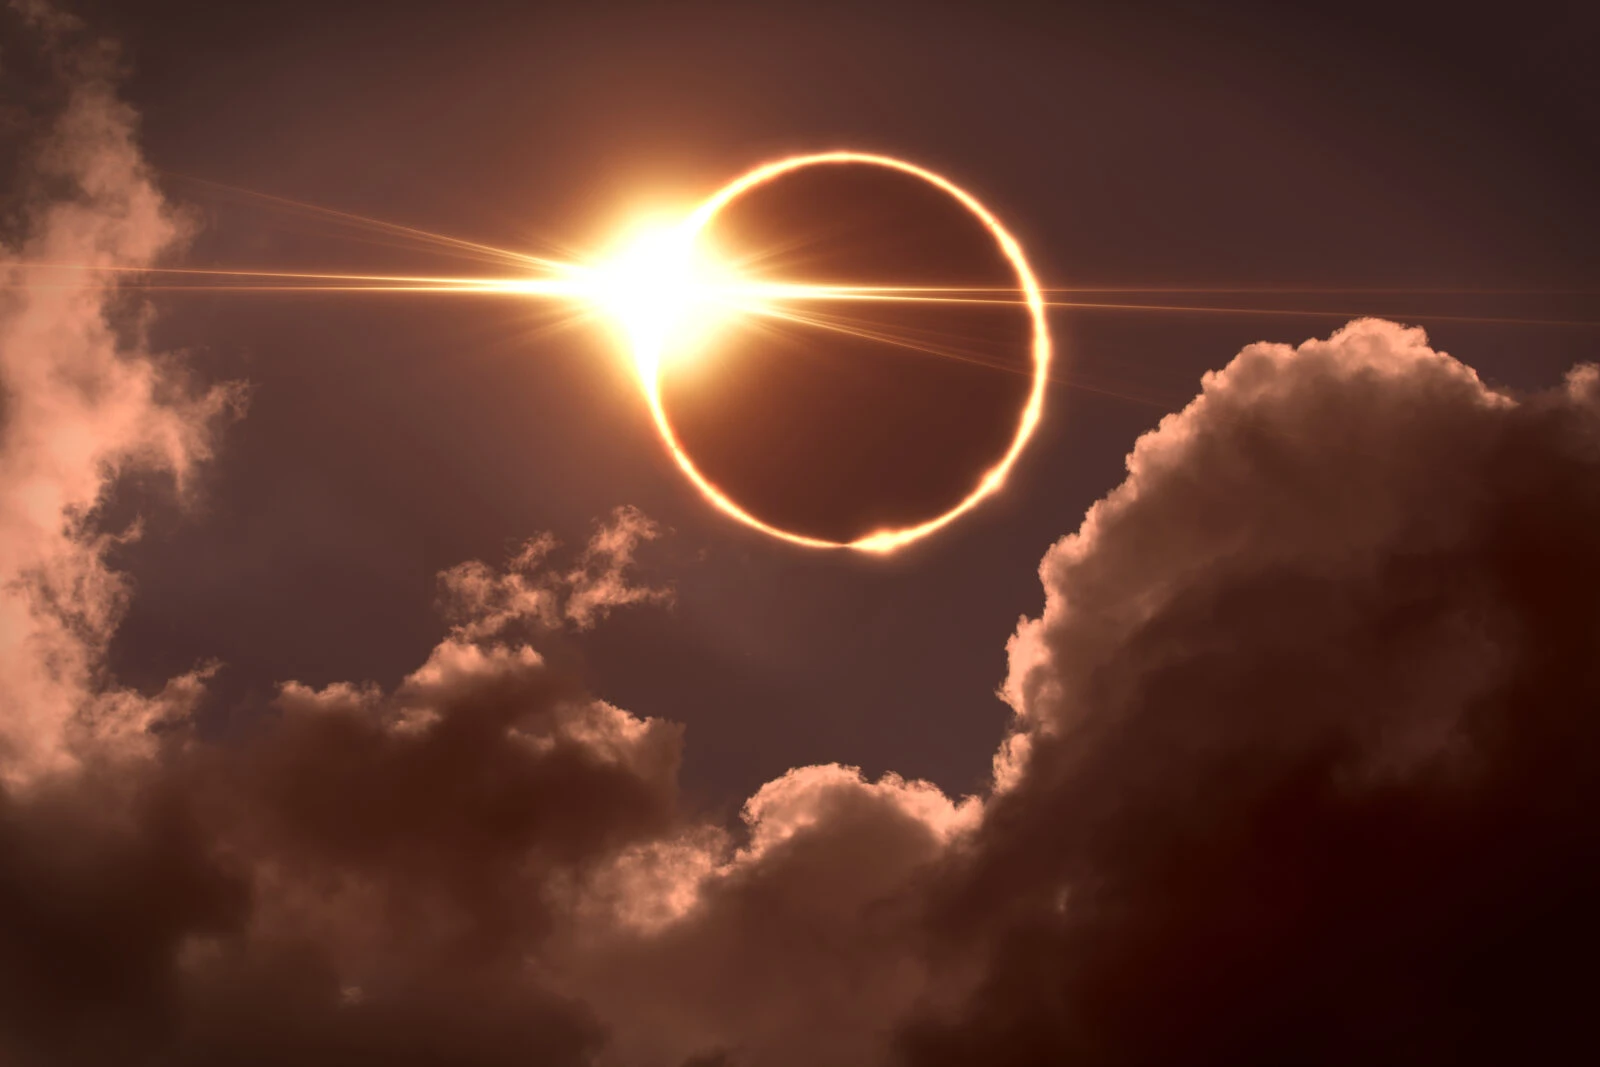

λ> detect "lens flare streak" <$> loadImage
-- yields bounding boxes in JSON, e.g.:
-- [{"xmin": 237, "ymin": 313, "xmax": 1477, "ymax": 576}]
[{"xmin": 10, "ymin": 157, "xmax": 1596, "ymax": 551}]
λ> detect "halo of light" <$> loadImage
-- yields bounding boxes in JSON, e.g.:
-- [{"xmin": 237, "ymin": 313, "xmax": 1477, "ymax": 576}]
[{"xmin": 636, "ymin": 151, "xmax": 1052, "ymax": 553}]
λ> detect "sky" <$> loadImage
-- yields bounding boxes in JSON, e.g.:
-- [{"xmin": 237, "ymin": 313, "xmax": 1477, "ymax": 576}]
[{"xmin": 1, "ymin": 1, "xmax": 1597, "ymax": 1065}]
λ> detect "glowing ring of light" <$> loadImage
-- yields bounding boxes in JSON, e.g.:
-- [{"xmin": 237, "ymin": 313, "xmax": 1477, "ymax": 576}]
[{"xmin": 637, "ymin": 151, "xmax": 1052, "ymax": 553}]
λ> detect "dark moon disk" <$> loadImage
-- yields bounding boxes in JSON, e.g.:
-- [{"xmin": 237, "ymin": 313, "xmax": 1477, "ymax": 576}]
[{"xmin": 657, "ymin": 162, "xmax": 1036, "ymax": 546}]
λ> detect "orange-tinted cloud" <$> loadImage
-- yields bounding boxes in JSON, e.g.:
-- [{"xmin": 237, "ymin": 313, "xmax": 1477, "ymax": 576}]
[
  {"xmin": 903, "ymin": 321, "xmax": 1600, "ymax": 1065},
  {"xmin": 0, "ymin": 5, "xmax": 240, "ymax": 783}
]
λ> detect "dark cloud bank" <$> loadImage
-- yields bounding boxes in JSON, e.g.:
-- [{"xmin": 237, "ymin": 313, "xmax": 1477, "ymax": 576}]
[{"xmin": 2, "ymin": 8, "xmax": 1597, "ymax": 1066}]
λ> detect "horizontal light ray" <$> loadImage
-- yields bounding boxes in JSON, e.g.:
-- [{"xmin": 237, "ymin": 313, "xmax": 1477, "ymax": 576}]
[
  {"xmin": 1041, "ymin": 300, "xmax": 1600, "ymax": 329},
  {"xmin": 7, "ymin": 261, "xmax": 584, "ymax": 289},
  {"xmin": 0, "ymin": 284, "xmax": 583, "ymax": 294},
  {"xmin": 734, "ymin": 300, "xmax": 1177, "ymax": 408},
  {"xmin": 14, "ymin": 159, "xmax": 1591, "ymax": 558},
  {"xmin": 710, "ymin": 282, "xmax": 1600, "ymax": 327},
  {"xmin": 1046, "ymin": 286, "xmax": 1600, "ymax": 295},
  {"xmin": 9, "ymin": 267, "xmax": 1595, "ymax": 329},
  {"xmin": 8, "ymin": 263, "xmax": 1595, "ymax": 328},
  {"xmin": 769, "ymin": 285, "xmax": 1600, "ymax": 295},
  {"xmin": 161, "ymin": 171, "xmax": 569, "ymax": 271}
]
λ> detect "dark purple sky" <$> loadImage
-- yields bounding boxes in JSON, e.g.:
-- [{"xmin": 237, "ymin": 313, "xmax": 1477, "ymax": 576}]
[{"xmin": 87, "ymin": 1, "xmax": 1597, "ymax": 807}]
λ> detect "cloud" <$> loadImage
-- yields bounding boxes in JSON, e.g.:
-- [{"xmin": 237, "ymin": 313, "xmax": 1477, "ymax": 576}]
[
  {"xmin": 562, "ymin": 505, "xmax": 675, "ymax": 629},
  {"xmin": 439, "ymin": 505, "xmax": 674, "ymax": 640},
  {"xmin": 552, "ymin": 321, "xmax": 1600, "ymax": 1066},
  {"xmin": 0, "ymin": 4, "xmax": 240, "ymax": 783},
  {"xmin": 900, "ymin": 320, "xmax": 1600, "ymax": 1065},
  {"xmin": 0, "ymin": 535, "xmax": 684, "ymax": 1064},
  {"xmin": 555, "ymin": 764, "xmax": 981, "ymax": 1067}
]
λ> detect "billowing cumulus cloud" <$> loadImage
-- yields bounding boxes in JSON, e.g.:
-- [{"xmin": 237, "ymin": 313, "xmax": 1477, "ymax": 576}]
[
  {"xmin": 901, "ymin": 320, "xmax": 1600, "ymax": 1065},
  {"xmin": 2, "ymin": 7, "xmax": 1599, "ymax": 1067},
  {"xmin": 568, "ymin": 320, "xmax": 1600, "ymax": 1066},
  {"xmin": 0, "ymin": 517, "xmax": 684, "ymax": 1064},
  {"xmin": 554, "ymin": 763, "xmax": 981, "ymax": 1067}
]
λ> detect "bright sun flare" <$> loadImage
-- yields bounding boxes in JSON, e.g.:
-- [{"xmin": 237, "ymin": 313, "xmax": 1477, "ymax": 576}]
[
  {"xmin": 41, "ymin": 154, "xmax": 1585, "ymax": 554},
  {"xmin": 39, "ymin": 152, "xmax": 1050, "ymax": 555},
  {"xmin": 577, "ymin": 152, "xmax": 1051, "ymax": 555},
  {"xmin": 585, "ymin": 220, "xmax": 739, "ymax": 372}
]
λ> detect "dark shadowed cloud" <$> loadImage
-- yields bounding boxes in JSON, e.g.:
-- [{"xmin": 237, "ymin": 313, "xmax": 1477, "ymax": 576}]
[{"xmin": 903, "ymin": 321, "xmax": 1600, "ymax": 1065}]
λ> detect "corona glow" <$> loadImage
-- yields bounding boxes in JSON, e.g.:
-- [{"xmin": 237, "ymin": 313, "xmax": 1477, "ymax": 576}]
[
  {"xmin": 25, "ymin": 154, "xmax": 1060, "ymax": 554},
  {"xmin": 608, "ymin": 152, "xmax": 1052, "ymax": 554}
]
